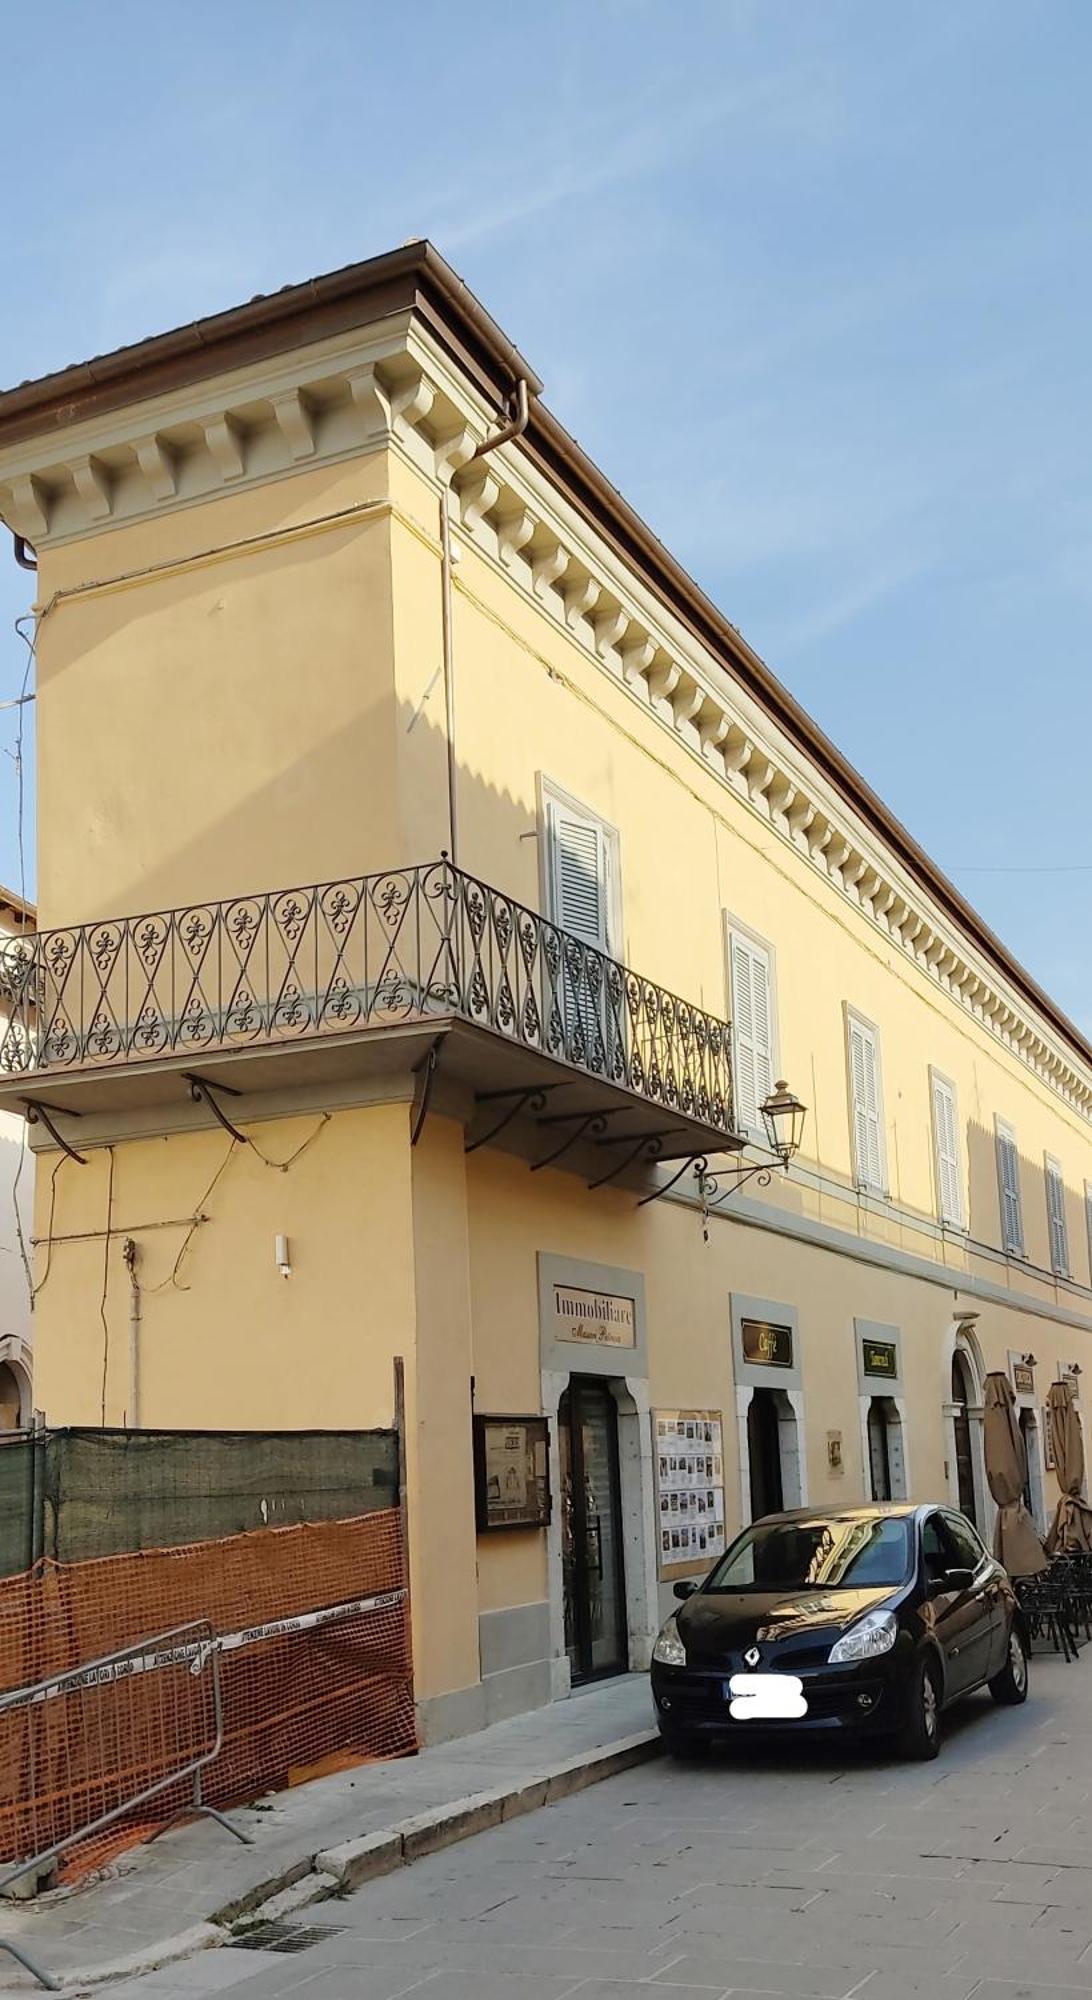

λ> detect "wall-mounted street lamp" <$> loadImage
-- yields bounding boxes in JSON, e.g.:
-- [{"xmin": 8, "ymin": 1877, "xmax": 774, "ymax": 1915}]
[
  {"xmin": 759, "ymin": 1079, "xmax": 808, "ymax": 1167},
  {"xmin": 695, "ymin": 1079, "xmax": 807, "ymax": 1239}
]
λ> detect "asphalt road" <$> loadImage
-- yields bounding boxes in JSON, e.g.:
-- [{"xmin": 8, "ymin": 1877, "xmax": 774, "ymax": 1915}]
[{"xmin": 111, "ymin": 1650, "xmax": 1092, "ymax": 2000}]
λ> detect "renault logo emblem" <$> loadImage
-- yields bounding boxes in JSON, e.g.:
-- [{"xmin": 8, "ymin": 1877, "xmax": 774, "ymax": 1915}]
[{"xmin": 743, "ymin": 1645, "xmax": 761, "ymax": 1669}]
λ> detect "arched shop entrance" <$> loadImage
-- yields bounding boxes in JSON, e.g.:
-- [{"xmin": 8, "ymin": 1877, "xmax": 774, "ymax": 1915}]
[
  {"xmin": 748, "ymin": 1389, "xmax": 784, "ymax": 1519},
  {"xmin": 558, "ymin": 1377, "xmax": 628, "ymax": 1683},
  {"xmin": 951, "ymin": 1351, "xmax": 978, "ymax": 1526},
  {"xmin": 866, "ymin": 1395, "xmax": 907, "ymax": 1502}
]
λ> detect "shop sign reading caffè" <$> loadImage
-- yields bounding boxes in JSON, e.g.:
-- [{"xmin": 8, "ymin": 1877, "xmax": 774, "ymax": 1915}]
[
  {"xmin": 741, "ymin": 1318, "xmax": 793, "ymax": 1369},
  {"xmin": 552, "ymin": 1283, "xmax": 636, "ymax": 1349}
]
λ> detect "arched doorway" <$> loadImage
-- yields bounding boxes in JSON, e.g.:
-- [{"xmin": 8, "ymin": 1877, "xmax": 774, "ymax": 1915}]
[
  {"xmin": 865, "ymin": 1396, "xmax": 906, "ymax": 1502},
  {"xmin": 867, "ymin": 1397, "xmax": 891, "ymax": 1501},
  {"xmin": 748, "ymin": 1389, "xmax": 785, "ymax": 1520},
  {"xmin": 558, "ymin": 1378, "xmax": 628, "ymax": 1683},
  {"xmin": 0, "ymin": 1362, "xmax": 22, "ymax": 1430},
  {"xmin": 951, "ymin": 1352, "xmax": 977, "ymax": 1525},
  {"xmin": 1019, "ymin": 1406, "xmax": 1044, "ymax": 1529}
]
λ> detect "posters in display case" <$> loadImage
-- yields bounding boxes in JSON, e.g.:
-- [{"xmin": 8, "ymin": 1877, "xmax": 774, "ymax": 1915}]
[
  {"xmin": 473, "ymin": 1415, "xmax": 551, "ymax": 1530},
  {"xmin": 653, "ymin": 1409, "xmax": 727, "ymax": 1575}
]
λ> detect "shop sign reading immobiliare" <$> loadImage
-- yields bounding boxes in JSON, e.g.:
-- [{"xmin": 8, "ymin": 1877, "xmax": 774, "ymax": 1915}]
[{"xmin": 552, "ymin": 1284, "xmax": 636, "ymax": 1349}]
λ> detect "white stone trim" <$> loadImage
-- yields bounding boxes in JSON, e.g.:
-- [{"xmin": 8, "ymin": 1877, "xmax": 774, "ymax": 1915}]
[
  {"xmin": 4, "ymin": 314, "xmax": 1091, "ymax": 1122},
  {"xmin": 0, "ymin": 1335, "xmax": 33, "ymax": 1427},
  {"xmin": 540, "ymin": 1366, "xmax": 658, "ymax": 1696}
]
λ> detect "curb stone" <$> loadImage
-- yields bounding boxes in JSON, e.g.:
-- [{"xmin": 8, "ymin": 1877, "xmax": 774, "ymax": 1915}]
[{"xmin": 315, "ymin": 1728, "xmax": 660, "ymax": 1889}]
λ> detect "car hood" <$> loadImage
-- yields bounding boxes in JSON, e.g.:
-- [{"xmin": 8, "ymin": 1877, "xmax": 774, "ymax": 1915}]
[{"xmin": 676, "ymin": 1585, "xmax": 897, "ymax": 1668}]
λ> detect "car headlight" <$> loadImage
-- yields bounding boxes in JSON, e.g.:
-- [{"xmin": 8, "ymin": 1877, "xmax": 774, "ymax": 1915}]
[
  {"xmin": 828, "ymin": 1610, "xmax": 898, "ymax": 1664},
  {"xmin": 652, "ymin": 1613, "xmax": 687, "ymax": 1667}
]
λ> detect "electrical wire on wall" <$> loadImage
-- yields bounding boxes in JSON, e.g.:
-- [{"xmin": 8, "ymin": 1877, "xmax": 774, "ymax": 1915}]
[
  {"xmin": 246, "ymin": 1112, "xmax": 331, "ymax": 1173},
  {"xmin": 31, "ymin": 1153, "xmax": 67, "ymax": 1303},
  {"xmin": 151, "ymin": 1137, "xmax": 240, "ymax": 1295},
  {"xmin": 98, "ymin": 1146, "xmax": 116, "ymax": 1426}
]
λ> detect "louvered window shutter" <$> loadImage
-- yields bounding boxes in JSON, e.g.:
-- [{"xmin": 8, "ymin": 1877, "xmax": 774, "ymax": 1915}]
[
  {"xmin": 551, "ymin": 808, "xmax": 608, "ymax": 950},
  {"xmin": 731, "ymin": 934, "xmax": 773, "ymax": 1131},
  {"xmin": 849, "ymin": 1017, "xmax": 884, "ymax": 1191},
  {"xmin": 546, "ymin": 797, "xmax": 614, "ymax": 1068},
  {"xmin": 932, "ymin": 1075, "xmax": 962, "ymax": 1225},
  {"xmin": 996, "ymin": 1127, "xmax": 1023, "ymax": 1254},
  {"xmin": 1047, "ymin": 1163, "xmax": 1069, "ymax": 1275}
]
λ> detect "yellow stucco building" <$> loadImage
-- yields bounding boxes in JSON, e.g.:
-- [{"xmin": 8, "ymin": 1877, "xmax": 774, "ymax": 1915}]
[{"xmin": 0, "ymin": 243, "xmax": 1089, "ymax": 1740}]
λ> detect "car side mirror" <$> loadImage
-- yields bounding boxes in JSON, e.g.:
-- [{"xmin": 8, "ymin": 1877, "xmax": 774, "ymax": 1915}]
[
  {"xmin": 941, "ymin": 1566, "xmax": 976, "ymax": 1592},
  {"xmin": 673, "ymin": 1579, "xmax": 698, "ymax": 1601}
]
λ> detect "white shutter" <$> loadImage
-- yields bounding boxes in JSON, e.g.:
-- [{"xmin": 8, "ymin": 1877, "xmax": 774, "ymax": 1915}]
[
  {"xmin": 1046, "ymin": 1160, "xmax": 1069, "ymax": 1275},
  {"xmin": 549, "ymin": 805, "xmax": 609, "ymax": 950},
  {"xmin": 931, "ymin": 1073, "xmax": 962, "ymax": 1226},
  {"xmin": 996, "ymin": 1124, "xmax": 1023, "ymax": 1254},
  {"xmin": 545, "ymin": 792, "xmax": 616, "ymax": 1067},
  {"xmin": 848, "ymin": 1015, "xmax": 884, "ymax": 1192},
  {"xmin": 730, "ymin": 933, "xmax": 773, "ymax": 1131}
]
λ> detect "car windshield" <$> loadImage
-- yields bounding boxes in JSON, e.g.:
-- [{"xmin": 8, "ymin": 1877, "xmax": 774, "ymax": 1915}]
[{"xmin": 704, "ymin": 1515, "xmax": 912, "ymax": 1593}]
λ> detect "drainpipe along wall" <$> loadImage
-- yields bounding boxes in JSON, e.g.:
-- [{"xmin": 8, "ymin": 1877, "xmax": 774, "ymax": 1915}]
[{"xmin": 439, "ymin": 378, "xmax": 531, "ymax": 867}]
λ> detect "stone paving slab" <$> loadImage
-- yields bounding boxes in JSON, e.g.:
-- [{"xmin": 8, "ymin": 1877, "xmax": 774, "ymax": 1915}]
[{"xmin": 0, "ymin": 1676, "xmax": 655, "ymax": 1991}]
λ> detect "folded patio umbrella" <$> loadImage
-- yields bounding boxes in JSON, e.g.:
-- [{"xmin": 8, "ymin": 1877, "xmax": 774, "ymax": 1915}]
[
  {"xmin": 982, "ymin": 1371, "xmax": 1047, "ymax": 1576},
  {"xmin": 1046, "ymin": 1378, "xmax": 1092, "ymax": 1553}
]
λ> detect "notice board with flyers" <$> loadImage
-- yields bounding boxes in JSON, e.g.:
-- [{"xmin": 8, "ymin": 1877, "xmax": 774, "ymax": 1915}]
[{"xmin": 653, "ymin": 1409, "xmax": 727, "ymax": 1576}]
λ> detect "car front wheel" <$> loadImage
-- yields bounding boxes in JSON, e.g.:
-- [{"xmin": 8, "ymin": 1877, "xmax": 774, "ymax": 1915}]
[
  {"xmin": 900, "ymin": 1654, "xmax": 942, "ymax": 1761},
  {"xmin": 989, "ymin": 1625, "xmax": 1029, "ymax": 1706}
]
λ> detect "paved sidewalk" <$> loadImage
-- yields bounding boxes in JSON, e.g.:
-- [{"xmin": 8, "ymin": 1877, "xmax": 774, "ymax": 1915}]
[{"xmin": 0, "ymin": 1676, "xmax": 656, "ymax": 1992}]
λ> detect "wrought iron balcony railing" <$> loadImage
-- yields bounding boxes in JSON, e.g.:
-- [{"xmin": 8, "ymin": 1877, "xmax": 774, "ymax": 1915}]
[{"xmin": 0, "ymin": 859, "xmax": 735, "ymax": 1139}]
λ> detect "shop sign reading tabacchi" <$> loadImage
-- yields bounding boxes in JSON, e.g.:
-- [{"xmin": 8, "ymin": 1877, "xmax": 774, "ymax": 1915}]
[{"xmin": 552, "ymin": 1284, "xmax": 636, "ymax": 1349}]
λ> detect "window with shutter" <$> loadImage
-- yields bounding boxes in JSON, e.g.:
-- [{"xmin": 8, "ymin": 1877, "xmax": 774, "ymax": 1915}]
[
  {"xmin": 1046, "ymin": 1158, "xmax": 1070, "ymax": 1276},
  {"xmin": 542, "ymin": 786, "xmax": 619, "ymax": 1070},
  {"xmin": 931, "ymin": 1072, "xmax": 962, "ymax": 1226},
  {"xmin": 548, "ymin": 806, "xmax": 609, "ymax": 950},
  {"xmin": 729, "ymin": 931, "xmax": 774, "ymax": 1132},
  {"xmin": 847, "ymin": 1012, "xmax": 885, "ymax": 1193},
  {"xmin": 995, "ymin": 1121, "xmax": 1023, "ymax": 1255}
]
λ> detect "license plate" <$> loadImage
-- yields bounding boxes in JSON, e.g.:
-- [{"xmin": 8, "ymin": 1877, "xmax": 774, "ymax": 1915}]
[{"xmin": 725, "ymin": 1672, "xmax": 808, "ymax": 1720}]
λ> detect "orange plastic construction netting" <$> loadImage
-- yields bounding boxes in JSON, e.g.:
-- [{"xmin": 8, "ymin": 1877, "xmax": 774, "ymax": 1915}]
[{"xmin": 0, "ymin": 1509, "xmax": 415, "ymax": 1883}]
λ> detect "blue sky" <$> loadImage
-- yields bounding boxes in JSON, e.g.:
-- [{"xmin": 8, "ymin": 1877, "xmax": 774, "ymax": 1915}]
[{"xmin": 2, "ymin": 1, "xmax": 1090, "ymax": 1024}]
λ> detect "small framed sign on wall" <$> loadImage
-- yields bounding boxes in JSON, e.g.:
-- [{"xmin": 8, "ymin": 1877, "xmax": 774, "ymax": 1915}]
[{"xmin": 473, "ymin": 1415, "xmax": 551, "ymax": 1531}]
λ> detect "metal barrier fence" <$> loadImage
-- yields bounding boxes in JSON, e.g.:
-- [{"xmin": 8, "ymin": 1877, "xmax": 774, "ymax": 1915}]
[
  {"xmin": 0, "ymin": 1511, "xmax": 415, "ymax": 1986},
  {"xmin": 0, "ymin": 1620, "xmax": 246, "ymax": 1992}
]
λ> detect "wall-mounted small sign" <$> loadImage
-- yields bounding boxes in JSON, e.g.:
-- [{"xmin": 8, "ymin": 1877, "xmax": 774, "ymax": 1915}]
[
  {"xmin": 552, "ymin": 1283, "xmax": 636, "ymax": 1349},
  {"xmin": 862, "ymin": 1339, "xmax": 898, "ymax": 1380},
  {"xmin": 473, "ymin": 1415, "xmax": 551, "ymax": 1531},
  {"xmin": 1044, "ymin": 1409, "xmax": 1056, "ymax": 1470},
  {"xmin": 1012, "ymin": 1360, "xmax": 1035, "ymax": 1398},
  {"xmin": 827, "ymin": 1431, "xmax": 844, "ymax": 1473},
  {"xmin": 741, "ymin": 1318, "xmax": 793, "ymax": 1369}
]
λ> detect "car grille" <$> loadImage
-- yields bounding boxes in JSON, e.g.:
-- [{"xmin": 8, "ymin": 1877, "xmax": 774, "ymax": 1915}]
[{"xmin": 656, "ymin": 1671, "xmax": 884, "ymax": 1727}]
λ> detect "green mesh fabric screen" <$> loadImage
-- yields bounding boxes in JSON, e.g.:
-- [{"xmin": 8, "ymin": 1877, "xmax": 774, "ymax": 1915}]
[
  {"xmin": 0, "ymin": 1435, "xmax": 37, "ymax": 1579},
  {"xmin": 0, "ymin": 1428, "xmax": 399, "ymax": 1576}
]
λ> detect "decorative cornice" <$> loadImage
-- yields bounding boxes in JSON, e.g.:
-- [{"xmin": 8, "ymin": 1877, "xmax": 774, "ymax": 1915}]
[{"xmin": 2, "ymin": 318, "xmax": 1090, "ymax": 1124}]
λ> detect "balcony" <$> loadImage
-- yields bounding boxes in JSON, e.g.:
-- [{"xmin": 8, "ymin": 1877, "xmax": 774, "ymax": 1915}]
[{"xmin": 0, "ymin": 860, "xmax": 741, "ymax": 1172}]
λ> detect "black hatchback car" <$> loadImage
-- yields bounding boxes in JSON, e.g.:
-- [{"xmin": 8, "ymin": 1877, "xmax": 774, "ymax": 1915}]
[{"xmin": 651, "ymin": 1502, "xmax": 1028, "ymax": 1760}]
